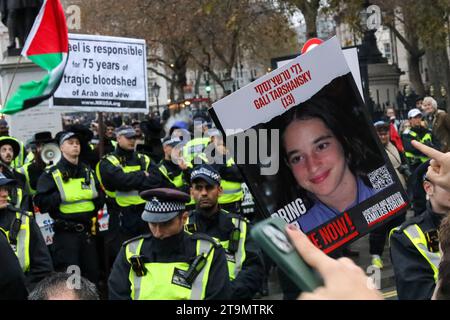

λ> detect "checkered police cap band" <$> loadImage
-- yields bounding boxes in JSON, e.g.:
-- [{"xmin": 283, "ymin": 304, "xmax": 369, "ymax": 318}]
[
  {"xmin": 144, "ymin": 197, "xmax": 185, "ymax": 213},
  {"xmin": 116, "ymin": 127, "xmax": 136, "ymax": 137},
  {"xmin": 191, "ymin": 167, "xmax": 221, "ymax": 184}
]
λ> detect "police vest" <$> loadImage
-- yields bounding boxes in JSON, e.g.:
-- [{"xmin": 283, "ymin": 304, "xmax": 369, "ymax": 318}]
[
  {"xmin": 390, "ymin": 224, "xmax": 441, "ymax": 281},
  {"xmin": 404, "ymin": 130, "xmax": 433, "ymax": 164},
  {"xmin": 182, "ymin": 137, "xmax": 210, "ymax": 163},
  {"xmin": 125, "ymin": 236, "xmax": 215, "ymax": 300},
  {"xmin": 96, "ymin": 154, "xmax": 150, "ymax": 207},
  {"xmin": 112, "ymin": 140, "xmax": 118, "ymax": 148},
  {"xmin": 185, "ymin": 213, "xmax": 247, "ymax": 281},
  {"xmin": 158, "ymin": 164, "xmax": 184, "ymax": 188},
  {"xmin": 17, "ymin": 163, "xmax": 36, "ymax": 196},
  {"xmin": 0, "ymin": 212, "xmax": 31, "ymax": 272},
  {"xmin": 219, "ymin": 157, "xmax": 244, "ymax": 205},
  {"xmin": 51, "ymin": 168, "xmax": 98, "ymax": 214}
]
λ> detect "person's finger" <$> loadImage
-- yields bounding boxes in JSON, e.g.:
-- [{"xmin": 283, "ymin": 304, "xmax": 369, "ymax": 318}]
[
  {"xmin": 425, "ymin": 166, "xmax": 440, "ymax": 183},
  {"xmin": 429, "ymin": 159, "xmax": 439, "ymax": 169},
  {"xmin": 411, "ymin": 140, "xmax": 444, "ymax": 161},
  {"xmin": 298, "ymin": 290, "xmax": 326, "ymax": 300},
  {"xmin": 285, "ymin": 225, "xmax": 335, "ymax": 275}
]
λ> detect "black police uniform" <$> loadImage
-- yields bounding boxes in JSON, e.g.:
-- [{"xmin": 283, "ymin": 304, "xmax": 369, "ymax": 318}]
[
  {"xmin": 34, "ymin": 156, "xmax": 104, "ymax": 283},
  {"xmin": 0, "ymin": 230, "xmax": 28, "ymax": 300},
  {"xmin": 158, "ymin": 158, "xmax": 190, "ymax": 193},
  {"xmin": 108, "ymin": 231, "xmax": 231, "ymax": 300},
  {"xmin": 0, "ymin": 206, "xmax": 53, "ymax": 290},
  {"xmin": 390, "ymin": 201, "xmax": 444, "ymax": 300},
  {"xmin": 1, "ymin": 164, "xmax": 31, "ymax": 211},
  {"xmin": 97, "ymin": 145, "xmax": 170, "ymax": 238},
  {"xmin": 187, "ymin": 209, "xmax": 264, "ymax": 299}
]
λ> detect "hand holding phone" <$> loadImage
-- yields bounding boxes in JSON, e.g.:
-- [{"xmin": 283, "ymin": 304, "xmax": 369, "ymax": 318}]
[{"xmin": 251, "ymin": 217, "xmax": 322, "ymax": 292}]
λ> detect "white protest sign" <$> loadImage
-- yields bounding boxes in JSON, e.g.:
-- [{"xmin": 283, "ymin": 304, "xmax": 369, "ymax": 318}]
[
  {"xmin": 35, "ymin": 212, "xmax": 55, "ymax": 246},
  {"xmin": 212, "ymin": 37, "xmax": 351, "ymax": 134},
  {"xmin": 5, "ymin": 104, "xmax": 63, "ymax": 143},
  {"xmin": 274, "ymin": 47, "xmax": 363, "ymax": 100},
  {"xmin": 52, "ymin": 34, "xmax": 148, "ymax": 113}
]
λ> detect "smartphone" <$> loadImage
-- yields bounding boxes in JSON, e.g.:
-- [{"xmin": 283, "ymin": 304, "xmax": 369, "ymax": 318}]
[{"xmin": 251, "ymin": 217, "xmax": 322, "ymax": 292}]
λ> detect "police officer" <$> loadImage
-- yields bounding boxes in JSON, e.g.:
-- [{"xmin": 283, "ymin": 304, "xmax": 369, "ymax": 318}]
[
  {"xmin": 0, "ymin": 136, "xmax": 30, "ymax": 210},
  {"xmin": 390, "ymin": 172, "xmax": 450, "ymax": 299},
  {"xmin": 158, "ymin": 136, "xmax": 189, "ymax": 193},
  {"xmin": 0, "ymin": 173, "xmax": 53, "ymax": 290},
  {"xmin": 108, "ymin": 188, "xmax": 231, "ymax": 300},
  {"xmin": 207, "ymin": 129, "xmax": 244, "ymax": 214},
  {"xmin": 34, "ymin": 131, "xmax": 104, "ymax": 284},
  {"xmin": 16, "ymin": 131, "xmax": 54, "ymax": 197},
  {"xmin": 182, "ymin": 114, "xmax": 210, "ymax": 164},
  {"xmin": 0, "ymin": 228, "xmax": 28, "ymax": 300},
  {"xmin": 186, "ymin": 164, "xmax": 263, "ymax": 299},
  {"xmin": 96, "ymin": 125, "xmax": 168, "ymax": 240},
  {"xmin": 402, "ymin": 108, "xmax": 434, "ymax": 173}
]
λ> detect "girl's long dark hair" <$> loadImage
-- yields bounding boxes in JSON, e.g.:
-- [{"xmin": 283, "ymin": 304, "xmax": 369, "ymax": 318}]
[{"xmin": 281, "ymin": 96, "xmax": 381, "ymax": 177}]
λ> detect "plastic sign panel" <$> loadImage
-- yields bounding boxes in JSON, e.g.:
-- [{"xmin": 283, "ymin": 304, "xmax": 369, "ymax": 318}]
[
  {"xmin": 51, "ymin": 34, "xmax": 148, "ymax": 113},
  {"xmin": 210, "ymin": 37, "xmax": 408, "ymax": 254}
]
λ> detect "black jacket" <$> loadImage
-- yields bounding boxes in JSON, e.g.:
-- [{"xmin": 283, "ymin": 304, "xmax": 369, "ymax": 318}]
[
  {"xmin": 158, "ymin": 159, "xmax": 190, "ymax": 194},
  {"xmin": 97, "ymin": 146, "xmax": 168, "ymax": 195},
  {"xmin": 108, "ymin": 231, "xmax": 231, "ymax": 300},
  {"xmin": 0, "ymin": 230, "xmax": 28, "ymax": 300},
  {"xmin": 390, "ymin": 201, "xmax": 444, "ymax": 300},
  {"xmin": 0, "ymin": 207, "xmax": 53, "ymax": 290},
  {"xmin": 402, "ymin": 126, "xmax": 433, "ymax": 164},
  {"xmin": 34, "ymin": 156, "xmax": 105, "ymax": 224},
  {"xmin": 188, "ymin": 209, "xmax": 264, "ymax": 299}
]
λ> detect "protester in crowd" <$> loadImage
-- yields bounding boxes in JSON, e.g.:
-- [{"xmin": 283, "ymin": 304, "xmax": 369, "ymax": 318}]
[
  {"xmin": 384, "ymin": 107, "xmax": 404, "ymax": 152},
  {"xmin": 0, "ymin": 136, "xmax": 31, "ymax": 210},
  {"xmin": 17, "ymin": 131, "xmax": 55, "ymax": 197},
  {"xmin": 108, "ymin": 188, "xmax": 231, "ymax": 300},
  {"xmin": 285, "ymin": 225, "xmax": 383, "ymax": 300},
  {"xmin": 369, "ymin": 121, "xmax": 408, "ymax": 269},
  {"xmin": 28, "ymin": 272, "xmax": 99, "ymax": 300},
  {"xmin": 0, "ymin": 119, "xmax": 26, "ymax": 168},
  {"xmin": 421, "ymin": 96, "xmax": 450, "ymax": 152}
]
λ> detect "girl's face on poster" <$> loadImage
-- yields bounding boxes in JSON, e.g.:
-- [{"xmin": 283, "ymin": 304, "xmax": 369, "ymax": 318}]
[{"xmin": 284, "ymin": 117, "xmax": 351, "ymax": 199}]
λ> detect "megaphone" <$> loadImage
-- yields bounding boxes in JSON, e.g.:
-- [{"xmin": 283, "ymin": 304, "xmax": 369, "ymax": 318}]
[{"xmin": 41, "ymin": 143, "xmax": 61, "ymax": 165}]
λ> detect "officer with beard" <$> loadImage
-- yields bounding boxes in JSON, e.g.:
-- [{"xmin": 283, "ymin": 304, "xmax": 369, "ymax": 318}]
[{"xmin": 185, "ymin": 164, "xmax": 263, "ymax": 299}]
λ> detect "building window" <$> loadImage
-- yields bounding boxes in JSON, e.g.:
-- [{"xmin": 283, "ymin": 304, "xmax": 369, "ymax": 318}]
[{"xmin": 383, "ymin": 43, "xmax": 391, "ymax": 60}]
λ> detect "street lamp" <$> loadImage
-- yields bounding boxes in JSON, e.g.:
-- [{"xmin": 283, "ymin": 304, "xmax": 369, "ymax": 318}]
[
  {"xmin": 223, "ymin": 77, "xmax": 233, "ymax": 96},
  {"xmin": 151, "ymin": 82, "xmax": 161, "ymax": 112}
]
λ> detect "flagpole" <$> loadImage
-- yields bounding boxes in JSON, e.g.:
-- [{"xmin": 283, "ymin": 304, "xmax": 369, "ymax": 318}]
[
  {"xmin": 98, "ymin": 112, "xmax": 105, "ymax": 158},
  {"xmin": 3, "ymin": 55, "xmax": 23, "ymax": 106}
]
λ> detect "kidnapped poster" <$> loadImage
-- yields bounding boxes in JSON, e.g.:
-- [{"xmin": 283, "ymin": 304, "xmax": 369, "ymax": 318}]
[{"xmin": 209, "ymin": 37, "xmax": 408, "ymax": 254}]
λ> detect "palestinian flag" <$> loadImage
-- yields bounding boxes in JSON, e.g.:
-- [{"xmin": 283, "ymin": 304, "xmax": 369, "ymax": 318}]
[{"xmin": 1, "ymin": 0, "xmax": 68, "ymax": 115}]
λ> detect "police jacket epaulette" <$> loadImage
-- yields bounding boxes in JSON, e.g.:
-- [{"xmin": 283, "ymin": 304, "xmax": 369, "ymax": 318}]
[
  {"xmin": 396, "ymin": 215, "xmax": 425, "ymax": 233},
  {"xmin": 190, "ymin": 232, "xmax": 222, "ymax": 249},
  {"xmin": 221, "ymin": 210, "xmax": 249, "ymax": 224},
  {"xmin": 122, "ymin": 233, "xmax": 152, "ymax": 247}
]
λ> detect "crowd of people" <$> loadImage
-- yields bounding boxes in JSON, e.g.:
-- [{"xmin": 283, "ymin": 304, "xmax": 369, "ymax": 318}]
[{"xmin": 1, "ymin": 94, "xmax": 450, "ymax": 300}]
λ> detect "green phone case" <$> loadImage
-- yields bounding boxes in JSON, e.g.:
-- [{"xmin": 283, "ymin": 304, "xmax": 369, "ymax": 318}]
[{"xmin": 251, "ymin": 217, "xmax": 323, "ymax": 292}]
